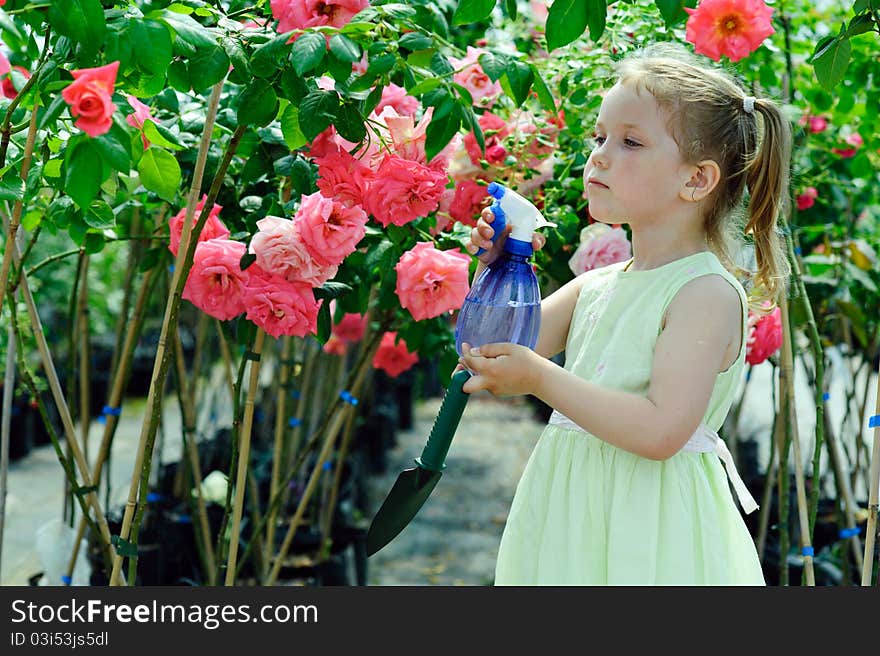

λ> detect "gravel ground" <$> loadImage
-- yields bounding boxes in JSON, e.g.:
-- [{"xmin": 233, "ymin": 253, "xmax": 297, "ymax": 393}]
[{"xmin": 365, "ymin": 393, "xmax": 545, "ymax": 586}]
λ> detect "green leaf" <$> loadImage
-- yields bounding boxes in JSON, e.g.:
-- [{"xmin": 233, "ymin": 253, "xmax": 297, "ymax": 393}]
[
  {"xmin": 188, "ymin": 45, "xmax": 230, "ymax": 89},
  {"xmin": 239, "ymin": 251, "xmax": 257, "ymax": 271},
  {"xmin": 313, "ymin": 282, "xmax": 353, "ymax": 300},
  {"xmin": 84, "ymin": 231, "xmax": 106, "ymax": 255},
  {"xmin": 292, "ymin": 32, "xmax": 327, "ymax": 76},
  {"xmin": 222, "ymin": 36, "xmax": 250, "ymax": 77},
  {"xmin": 280, "ymin": 68, "xmax": 309, "ymax": 104},
  {"xmin": 167, "ymin": 60, "xmax": 190, "ymax": 92},
  {"xmin": 399, "ymin": 32, "xmax": 434, "ymax": 51},
  {"xmin": 500, "ymin": 59, "xmax": 534, "ymax": 107},
  {"xmin": 329, "ymin": 34, "xmax": 361, "ymax": 62},
  {"xmin": 84, "ymin": 199, "xmax": 115, "ymax": 229},
  {"xmin": 845, "ymin": 13, "xmax": 875, "ymax": 37},
  {"xmin": 546, "ymin": 0, "xmax": 588, "ymax": 51},
  {"xmin": 461, "ymin": 105, "xmax": 484, "ymax": 154},
  {"xmin": 506, "ymin": 0, "xmax": 518, "ymax": 20},
  {"xmin": 238, "ymin": 79, "xmax": 279, "ymax": 126},
  {"xmin": 845, "ymin": 261, "xmax": 877, "ymax": 293},
  {"xmin": 452, "ymin": 0, "xmax": 497, "ymax": 25},
  {"xmin": 530, "ymin": 65, "xmax": 556, "ymax": 112},
  {"xmin": 810, "ymin": 33, "xmax": 851, "ymax": 91},
  {"xmin": 478, "ymin": 52, "xmax": 507, "ymax": 82},
  {"xmin": 586, "ymin": 0, "xmax": 607, "ymax": 41},
  {"xmin": 251, "ymin": 33, "xmax": 293, "ymax": 78},
  {"xmin": 142, "ymin": 120, "xmax": 185, "ymax": 151},
  {"xmin": 280, "ymin": 105, "xmax": 308, "ymax": 150},
  {"xmin": 137, "ymin": 148, "xmax": 181, "ymax": 202},
  {"xmin": 655, "ymin": 0, "xmax": 688, "ymax": 26},
  {"xmin": 316, "ymin": 299, "xmax": 331, "ymax": 344},
  {"xmin": 0, "ymin": 173, "xmax": 25, "ymax": 201},
  {"xmin": 367, "ymin": 53, "xmax": 398, "ymax": 76},
  {"xmin": 162, "ymin": 10, "xmax": 217, "ymax": 50},
  {"xmin": 333, "ymin": 103, "xmax": 366, "ymax": 143},
  {"xmin": 44, "ymin": 159, "xmax": 63, "ymax": 178},
  {"xmin": 93, "ymin": 132, "xmax": 131, "ymax": 172},
  {"xmin": 425, "ymin": 99, "xmax": 461, "ymax": 162},
  {"xmin": 132, "ymin": 20, "xmax": 173, "ymax": 75},
  {"xmin": 407, "ymin": 77, "xmax": 443, "ymax": 96},
  {"xmin": 47, "ymin": 0, "xmax": 106, "ymax": 57},
  {"xmin": 853, "ymin": 0, "xmax": 870, "ymax": 13},
  {"xmin": 65, "ymin": 141, "xmax": 103, "ymax": 209},
  {"xmin": 298, "ymin": 90, "xmax": 339, "ymax": 141}
]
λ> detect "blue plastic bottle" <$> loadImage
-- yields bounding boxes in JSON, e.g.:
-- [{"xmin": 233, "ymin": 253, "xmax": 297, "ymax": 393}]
[{"xmin": 455, "ymin": 182, "xmax": 555, "ymax": 356}]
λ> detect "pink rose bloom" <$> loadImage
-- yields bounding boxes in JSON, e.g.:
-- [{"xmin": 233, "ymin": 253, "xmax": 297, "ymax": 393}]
[
  {"xmin": 567, "ymin": 224, "xmax": 632, "ymax": 275},
  {"xmin": 125, "ymin": 95, "xmax": 154, "ymax": 149},
  {"xmin": 796, "ymin": 187, "xmax": 818, "ymax": 211},
  {"xmin": 250, "ymin": 215, "xmax": 337, "ymax": 287},
  {"xmin": 352, "ymin": 54, "xmax": 368, "ymax": 75},
  {"xmin": 270, "ymin": 0, "xmax": 369, "ymax": 33},
  {"xmin": 61, "ymin": 61, "xmax": 119, "ymax": 137},
  {"xmin": 448, "ymin": 179, "xmax": 488, "ymax": 227},
  {"xmin": 374, "ymin": 106, "xmax": 458, "ymax": 170},
  {"xmin": 332, "ymin": 309, "xmax": 368, "ymax": 343},
  {"xmin": 684, "ymin": 0, "xmax": 775, "ymax": 63},
  {"xmin": 450, "ymin": 46, "xmax": 502, "ymax": 107},
  {"xmin": 746, "ymin": 305, "xmax": 782, "ymax": 366},
  {"xmin": 244, "ymin": 268, "xmax": 321, "ymax": 338},
  {"xmin": 168, "ymin": 196, "xmax": 230, "ymax": 257},
  {"xmin": 295, "ymin": 192, "xmax": 369, "ymax": 267},
  {"xmin": 0, "ymin": 51, "xmax": 29, "ymax": 100},
  {"xmin": 464, "ymin": 112, "xmax": 510, "ymax": 166},
  {"xmin": 315, "ymin": 149, "xmax": 374, "ymax": 208},
  {"xmin": 0, "ymin": 51, "xmax": 9, "ymax": 78},
  {"xmin": 366, "ymin": 155, "xmax": 448, "ymax": 227},
  {"xmin": 832, "ymin": 133, "xmax": 863, "ymax": 158},
  {"xmin": 372, "ymin": 332, "xmax": 418, "ymax": 378},
  {"xmin": 375, "ymin": 83, "xmax": 419, "ymax": 117},
  {"xmin": 322, "ymin": 335, "xmax": 349, "ymax": 355},
  {"xmin": 799, "ymin": 114, "xmax": 827, "ymax": 134},
  {"xmin": 183, "ymin": 239, "xmax": 250, "ymax": 321},
  {"xmin": 395, "ymin": 241, "xmax": 470, "ymax": 321}
]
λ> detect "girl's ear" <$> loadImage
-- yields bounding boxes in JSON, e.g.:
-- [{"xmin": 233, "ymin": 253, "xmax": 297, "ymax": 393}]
[{"xmin": 680, "ymin": 160, "xmax": 721, "ymax": 202}]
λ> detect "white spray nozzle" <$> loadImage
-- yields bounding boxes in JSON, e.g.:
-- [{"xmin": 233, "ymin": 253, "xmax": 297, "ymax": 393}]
[{"xmin": 487, "ymin": 182, "xmax": 556, "ymax": 244}]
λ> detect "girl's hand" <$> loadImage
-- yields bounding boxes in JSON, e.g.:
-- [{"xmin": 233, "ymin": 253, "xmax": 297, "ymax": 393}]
[
  {"xmin": 459, "ymin": 342, "xmax": 545, "ymax": 396},
  {"xmin": 464, "ymin": 206, "xmax": 547, "ymax": 266}
]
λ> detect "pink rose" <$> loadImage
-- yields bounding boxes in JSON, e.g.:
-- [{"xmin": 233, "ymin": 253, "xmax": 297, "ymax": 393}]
[
  {"xmin": 796, "ymin": 187, "xmax": 818, "ymax": 211},
  {"xmin": 450, "ymin": 47, "xmax": 502, "ymax": 107},
  {"xmin": 271, "ymin": 0, "xmax": 369, "ymax": 34},
  {"xmin": 322, "ymin": 335, "xmax": 349, "ymax": 355},
  {"xmin": 464, "ymin": 112, "xmax": 510, "ymax": 166},
  {"xmin": 832, "ymin": 133, "xmax": 863, "ymax": 158},
  {"xmin": 375, "ymin": 83, "xmax": 419, "ymax": 117},
  {"xmin": 125, "ymin": 95, "xmax": 154, "ymax": 149},
  {"xmin": 372, "ymin": 332, "xmax": 418, "ymax": 378},
  {"xmin": 567, "ymin": 224, "xmax": 632, "ymax": 275},
  {"xmin": 315, "ymin": 149, "xmax": 374, "ymax": 208},
  {"xmin": 332, "ymin": 308, "xmax": 368, "ymax": 343},
  {"xmin": 746, "ymin": 305, "xmax": 782, "ymax": 366},
  {"xmin": 250, "ymin": 216, "xmax": 337, "ymax": 287},
  {"xmin": 0, "ymin": 51, "xmax": 29, "ymax": 100},
  {"xmin": 168, "ymin": 195, "xmax": 230, "ymax": 257},
  {"xmin": 61, "ymin": 61, "xmax": 119, "ymax": 137},
  {"xmin": 295, "ymin": 192, "xmax": 369, "ymax": 267},
  {"xmin": 0, "ymin": 51, "xmax": 9, "ymax": 78},
  {"xmin": 244, "ymin": 268, "xmax": 321, "ymax": 338},
  {"xmin": 448, "ymin": 179, "xmax": 487, "ymax": 227},
  {"xmin": 799, "ymin": 114, "xmax": 827, "ymax": 134},
  {"xmin": 182, "ymin": 239, "xmax": 250, "ymax": 321},
  {"xmin": 366, "ymin": 155, "xmax": 449, "ymax": 227},
  {"xmin": 395, "ymin": 241, "xmax": 470, "ymax": 321}
]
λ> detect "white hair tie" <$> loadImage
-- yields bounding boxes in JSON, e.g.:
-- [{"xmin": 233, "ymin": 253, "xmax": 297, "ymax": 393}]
[{"xmin": 743, "ymin": 96, "xmax": 756, "ymax": 114}]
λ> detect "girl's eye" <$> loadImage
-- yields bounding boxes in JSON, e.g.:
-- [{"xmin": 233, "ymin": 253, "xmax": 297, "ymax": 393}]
[
  {"xmin": 592, "ymin": 135, "xmax": 606, "ymax": 146},
  {"xmin": 624, "ymin": 139, "xmax": 642, "ymax": 148}
]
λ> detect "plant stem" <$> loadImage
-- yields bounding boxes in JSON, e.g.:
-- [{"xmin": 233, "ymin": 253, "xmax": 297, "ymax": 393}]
[
  {"xmin": 265, "ymin": 336, "xmax": 292, "ymax": 567},
  {"xmin": 225, "ymin": 329, "xmax": 266, "ymax": 585},
  {"xmin": 108, "ymin": 82, "xmax": 236, "ymax": 586},
  {"xmin": 861, "ymin": 359, "xmax": 880, "ymax": 585},
  {"xmin": 0, "ymin": 26, "xmax": 50, "ymax": 167}
]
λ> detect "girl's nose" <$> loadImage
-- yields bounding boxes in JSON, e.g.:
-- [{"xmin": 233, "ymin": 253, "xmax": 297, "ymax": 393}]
[{"xmin": 588, "ymin": 146, "xmax": 608, "ymax": 169}]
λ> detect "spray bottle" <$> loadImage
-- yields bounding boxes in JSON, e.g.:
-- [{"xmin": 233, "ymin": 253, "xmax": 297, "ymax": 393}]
[{"xmin": 454, "ymin": 182, "xmax": 556, "ymax": 356}]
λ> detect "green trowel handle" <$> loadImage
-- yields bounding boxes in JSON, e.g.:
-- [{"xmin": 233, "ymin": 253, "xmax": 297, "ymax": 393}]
[{"xmin": 415, "ymin": 369, "xmax": 472, "ymax": 472}]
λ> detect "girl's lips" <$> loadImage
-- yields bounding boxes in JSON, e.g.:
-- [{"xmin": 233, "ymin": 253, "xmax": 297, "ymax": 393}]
[{"xmin": 587, "ymin": 178, "xmax": 608, "ymax": 189}]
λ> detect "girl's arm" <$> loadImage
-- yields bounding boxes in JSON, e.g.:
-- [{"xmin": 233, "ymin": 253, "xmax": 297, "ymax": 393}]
[{"xmin": 462, "ymin": 274, "xmax": 741, "ymax": 461}]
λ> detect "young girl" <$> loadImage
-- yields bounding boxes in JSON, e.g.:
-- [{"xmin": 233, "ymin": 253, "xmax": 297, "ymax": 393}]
[{"xmin": 459, "ymin": 43, "xmax": 791, "ymax": 585}]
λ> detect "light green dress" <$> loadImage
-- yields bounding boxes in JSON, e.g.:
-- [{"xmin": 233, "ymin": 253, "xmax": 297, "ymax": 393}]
[{"xmin": 494, "ymin": 251, "xmax": 765, "ymax": 585}]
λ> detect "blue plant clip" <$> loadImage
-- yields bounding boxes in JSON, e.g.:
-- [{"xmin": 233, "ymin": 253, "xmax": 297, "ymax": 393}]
[
  {"xmin": 801, "ymin": 546, "xmax": 814, "ymax": 557},
  {"xmin": 839, "ymin": 526, "xmax": 860, "ymax": 539},
  {"xmin": 288, "ymin": 417, "xmax": 302, "ymax": 428},
  {"xmin": 339, "ymin": 390, "xmax": 359, "ymax": 406},
  {"xmin": 822, "ymin": 392, "xmax": 829, "ymax": 401},
  {"xmin": 61, "ymin": 575, "xmax": 72, "ymax": 585},
  {"xmin": 869, "ymin": 415, "xmax": 880, "ymax": 428}
]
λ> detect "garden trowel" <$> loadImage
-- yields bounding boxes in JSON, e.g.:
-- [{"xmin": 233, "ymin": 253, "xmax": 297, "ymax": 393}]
[{"xmin": 366, "ymin": 369, "xmax": 472, "ymax": 556}]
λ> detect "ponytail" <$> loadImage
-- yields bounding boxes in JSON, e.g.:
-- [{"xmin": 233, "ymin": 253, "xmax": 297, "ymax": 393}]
[{"xmin": 744, "ymin": 99, "xmax": 792, "ymax": 309}]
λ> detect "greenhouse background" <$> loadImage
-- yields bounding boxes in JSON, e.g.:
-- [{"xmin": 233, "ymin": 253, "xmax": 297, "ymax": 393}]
[{"xmin": 0, "ymin": 0, "xmax": 878, "ymax": 588}]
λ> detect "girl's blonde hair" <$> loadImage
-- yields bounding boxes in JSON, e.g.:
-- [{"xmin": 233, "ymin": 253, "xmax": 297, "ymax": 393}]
[{"xmin": 615, "ymin": 43, "xmax": 792, "ymax": 306}]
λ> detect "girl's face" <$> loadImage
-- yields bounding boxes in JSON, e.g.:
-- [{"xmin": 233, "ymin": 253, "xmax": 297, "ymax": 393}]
[{"xmin": 583, "ymin": 83, "xmax": 693, "ymax": 226}]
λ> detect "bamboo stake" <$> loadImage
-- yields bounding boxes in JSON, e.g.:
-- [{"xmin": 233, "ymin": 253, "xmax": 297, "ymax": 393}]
[
  {"xmin": 779, "ymin": 292, "xmax": 815, "ymax": 585},
  {"xmin": 64, "ymin": 268, "xmax": 157, "ymax": 580},
  {"xmin": 264, "ymin": 331, "xmax": 382, "ymax": 586},
  {"xmin": 173, "ymin": 327, "xmax": 216, "ymax": 584},
  {"xmin": 225, "ymin": 329, "xmax": 266, "ymax": 585},
  {"xmin": 822, "ymin": 410, "xmax": 864, "ymax": 573},
  {"xmin": 108, "ymin": 82, "xmax": 236, "ymax": 585},
  {"xmin": 861, "ymin": 360, "xmax": 880, "ymax": 586},
  {"xmin": 0, "ymin": 302, "xmax": 15, "ymax": 578},
  {"xmin": 265, "ymin": 336, "xmax": 292, "ymax": 566},
  {"xmin": 77, "ymin": 254, "xmax": 91, "ymax": 463}
]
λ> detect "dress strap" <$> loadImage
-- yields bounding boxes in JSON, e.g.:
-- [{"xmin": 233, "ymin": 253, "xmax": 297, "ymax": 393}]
[{"xmin": 547, "ymin": 411, "xmax": 759, "ymax": 514}]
